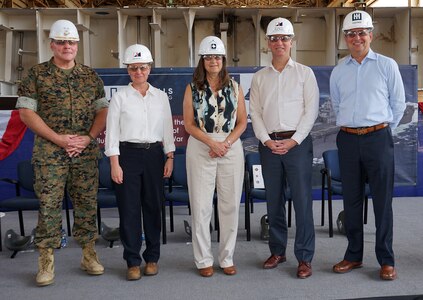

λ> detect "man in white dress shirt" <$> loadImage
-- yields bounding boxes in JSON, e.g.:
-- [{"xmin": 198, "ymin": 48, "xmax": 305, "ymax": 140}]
[{"xmin": 249, "ymin": 17, "xmax": 319, "ymax": 279}]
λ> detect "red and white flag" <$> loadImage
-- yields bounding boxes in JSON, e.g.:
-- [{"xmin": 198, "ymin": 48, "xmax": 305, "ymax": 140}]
[{"xmin": 0, "ymin": 110, "xmax": 27, "ymax": 160}]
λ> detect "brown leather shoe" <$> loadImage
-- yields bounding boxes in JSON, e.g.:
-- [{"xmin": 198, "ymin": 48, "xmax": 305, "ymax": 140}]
[
  {"xmin": 199, "ymin": 266, "xmax": 214, "ymax": 277},
  {"xmin": 127, "ymin": 266, "xmax": 141, "ymax": 281},
  {"xmin": 380, "ymin": 265, "xmax": 397, "ymax": 280},
  {"xmin": 297, "ymin": 261, "xmax": 312, "ymax": 279},
  {"xmin": 144, "ymin": 262, "xmax": 158, "ymax": 276},
  {"xmin": 222, "ymin": 266, "xmax": 237, "ymax": 276},
  {"xmin": 263, "ymin": 255, "xmax": 286, "ymax": 269},
  {"xmin": 333, "ymin": 260, "xmax": 363, "ymax": 273}
]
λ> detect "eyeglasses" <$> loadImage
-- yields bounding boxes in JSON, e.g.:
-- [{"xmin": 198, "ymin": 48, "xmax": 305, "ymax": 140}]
[
  {"xmin": 344, "ymin": 29, "xmax": 372, "ymax": 39},
  {"xmin": 202, "ymin": 55, "xmax": 223, "ymax": 61},
  {"xmin": 268, "ymin": 35, "xmax": 292, "ymax": 42},
  {"xmin": 127, "ymin": 64, "xmax": 151, "ymax": 72},
  {"xmin": 52, "ymin": 40, "xmax": 78, "ymax": 46}
]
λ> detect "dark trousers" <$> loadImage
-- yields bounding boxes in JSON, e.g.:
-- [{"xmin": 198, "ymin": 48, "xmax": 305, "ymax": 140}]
[
  {"xmin": 115, "ymin": 144, "xmax": 164, "ymax": 267},
  {"xmin": 337, "ymin": 127, "xmax": 395, "ymax": 266},
  {"xmin": 259, "ymin": 135, "xmax": 315, "ymax": 262}
]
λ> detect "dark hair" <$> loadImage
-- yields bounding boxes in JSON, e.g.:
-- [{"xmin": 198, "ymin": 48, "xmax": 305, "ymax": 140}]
[{"xmin": 192, "ymin": 56, "xmax": 230, "ymax": 91}]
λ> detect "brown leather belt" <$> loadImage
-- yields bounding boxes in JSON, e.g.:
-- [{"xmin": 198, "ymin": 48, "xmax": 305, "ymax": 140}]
[
  {"xmin": 340, "ymin": 123, "xmax": 388, "ymax": 135},
  {"xmin": 269, "ymin": 131, "xmax": 296, "ymax": 140},
  {"xmin": 120, "ymin": 141, "xmax": 160, "ymax": 149}
]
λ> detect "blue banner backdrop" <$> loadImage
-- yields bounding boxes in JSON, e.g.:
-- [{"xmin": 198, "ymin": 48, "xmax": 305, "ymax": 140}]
[
  {"xmin": 98, "ymin": 66, "xmax": 419, "ymax": 193},
  {"xmin": 0, "ymin": 65, "xmax": 420, "ymax": 202}
]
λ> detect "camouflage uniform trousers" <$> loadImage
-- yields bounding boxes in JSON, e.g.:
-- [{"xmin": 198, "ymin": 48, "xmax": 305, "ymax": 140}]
[{"xmin": 33, "ymin": 159, "xmax": 99, "ymax": 248}]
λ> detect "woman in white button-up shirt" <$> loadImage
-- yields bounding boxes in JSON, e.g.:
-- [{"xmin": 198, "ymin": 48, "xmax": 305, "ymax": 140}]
[{"xmin": 105, "ymin": 44, "xmax": 175, "ymax": 281}]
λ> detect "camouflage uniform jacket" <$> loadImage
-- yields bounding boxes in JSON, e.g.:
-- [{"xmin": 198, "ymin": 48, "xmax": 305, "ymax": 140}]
[{"xmin": 16, "ymin": 58, "xmax": 109, "ymax": 165}]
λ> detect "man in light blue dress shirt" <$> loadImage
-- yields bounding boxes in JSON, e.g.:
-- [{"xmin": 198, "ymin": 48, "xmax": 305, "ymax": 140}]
[{"xmin": 330, "ymin": 10, "xmax": 406, "ymax": 281}]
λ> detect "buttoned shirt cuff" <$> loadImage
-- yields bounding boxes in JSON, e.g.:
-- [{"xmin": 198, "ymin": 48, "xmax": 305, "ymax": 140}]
[
  {"xmin": 163, "ymin": 144, "xmax": 176, "ymax": 155},
  {"xmin": 16, "ymin": 96, "xmax": 37, "ymax": 111},
  {"xmin": 291, "ymin": 133, "xmax": 305, "ymax": 145},
  {"xmin": 259, "ymin": 136, "xmax": 271, "ymax": 146},
  {"xmin": 389, "ymin": 118, "xmax": 402, "ymax": 130},
  {"xmin": 94, "ymin": 97, "xmax": 109, "ymax": 111},
  {"xmin": 104, "ymin": 147, "xmax": 120, "ymax": 157}
]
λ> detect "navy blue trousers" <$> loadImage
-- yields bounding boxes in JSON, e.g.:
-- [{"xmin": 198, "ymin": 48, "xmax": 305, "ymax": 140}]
[
  {"xmin": 259, "ymin": 135, "xmax": 315, "ymax": 263},
  {"xmin": 115, "ymin": 144, "xmax": 164, "ymax": 267},
  {"xmin": 337, "ymin": 127, "xmax": 395, "ymax": 266}
]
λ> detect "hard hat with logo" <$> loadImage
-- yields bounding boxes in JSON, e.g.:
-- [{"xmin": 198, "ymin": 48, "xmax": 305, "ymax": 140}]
[
  {"xmin": 123, "ymin": 44, "xmax": 153, "ymax": 65},
  {"xmin": 342, "ymin": 10, "xmax": 374, "ymax": 31},
  {"xmin": 49, "ymin": 20, "xmax": 80, "ymax": 41},
  {"xmin": 198, "ymin": 36, "xmax": 226, "ymax": 56},
  {"xmin": 266, "ymin": 17, "xmax": 295, "ymax": 37}
]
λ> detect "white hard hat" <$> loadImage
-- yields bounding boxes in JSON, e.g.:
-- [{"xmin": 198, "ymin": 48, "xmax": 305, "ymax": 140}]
[
  {"xmin": 123, "ymin": 44, "xmax": 153, "ymax": 65},
  {"xmin": 266, "ymin": 18, "xmax": 295, "ymax": 37},
  {"xmin": 342, "ymin": 10, "xmax": 374, "ymax": 31},
  {"xmin": 49, "ymin": 20, "xmax": 80, "ymax": 41},
  {"xmin": 198, "ymin": 36, "xmax": 226, "ymax": 56}
]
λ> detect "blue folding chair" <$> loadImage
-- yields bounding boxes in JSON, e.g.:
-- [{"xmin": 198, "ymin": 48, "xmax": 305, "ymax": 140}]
[
  {"xmin": 244, "ymin": 152, "xmax": 292, "ymax": 241},
  {"xmin": 0, "ymin": 160, "xmax": 71, "ymax": 250},
  {"xmin": 321, "ymin": 149, "xmax": 369, "ymax": 237}
]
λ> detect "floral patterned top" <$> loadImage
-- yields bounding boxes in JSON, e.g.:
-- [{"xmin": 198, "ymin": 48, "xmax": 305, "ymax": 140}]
[{"xmin": 190, "ymin": 78, "xmax": 239, "ymax": 133}]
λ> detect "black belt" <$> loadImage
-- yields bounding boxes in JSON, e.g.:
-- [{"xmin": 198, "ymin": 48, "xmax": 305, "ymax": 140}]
[
  {"xmin": 340, "ymin": 123, "xmax": 388, "ymax": 135},
  {"xmin": 120, "ymin": 141, "xmax": 161, "ymax": 149},
  {"xmin": 269, "ymin": 131, "xmax": 296, "ymax": 140}
]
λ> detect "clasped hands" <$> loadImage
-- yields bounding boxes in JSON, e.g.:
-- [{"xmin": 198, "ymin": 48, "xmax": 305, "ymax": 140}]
[
  {"xmin": 209, "ymin": 140, "xmax": 231, "ymax": 158},
  {"xmin": 265, "ymin": 139, "xmax": 297, "ymax": 155},
  {"xmin": 59, "ymin": 134, "xmax": 92, "ymax": 157}
]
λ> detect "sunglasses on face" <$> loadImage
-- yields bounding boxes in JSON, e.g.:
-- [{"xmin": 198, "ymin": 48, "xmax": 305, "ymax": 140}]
[
  {"xmin": 202, "ymin": 55, "xmax": 223, "ymax": 61},
  {"xmin": 268, "ymin": 35, "xmax": 292, "ymax": 42},
  {"xmin": 344, "ymin": 29, "xmax": 372, "ymax": 39},
  {"xmin": 52, "ymin": 40, "xmax": 78, "ymax": 46},
  {"xmin": 127, "ymin": 64, "xmax": 151, "ymax": 72}
]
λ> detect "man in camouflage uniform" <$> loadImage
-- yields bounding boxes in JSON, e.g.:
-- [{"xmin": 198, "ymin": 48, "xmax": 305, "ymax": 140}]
[{"xmin": 16, "ymin": 19, "xmax": 109, "ymax": 287}]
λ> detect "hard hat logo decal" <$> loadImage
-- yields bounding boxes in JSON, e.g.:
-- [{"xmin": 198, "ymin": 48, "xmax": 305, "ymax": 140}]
[
  {"xmin": 134, "ymin": 52, "xmax": 142, "ymax": 57},
  {"xmin": 352, "ymin": 12, "xmax": 362, "ymax": 21},
  {"xmin": 273, "ymin": 21, "xmax": 284, "ymax": 33},
  {"xmin": 211, "ymin": 43, "xmax": 216, "ymax": 50},
  {"xmin": 63, "ymin": 28, "xmax": 70, "ymax": 36}
]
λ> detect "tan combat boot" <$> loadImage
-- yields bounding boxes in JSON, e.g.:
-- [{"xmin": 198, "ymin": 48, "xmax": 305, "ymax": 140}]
[
  {"xmin": 80, "ymin": 241, "xmax": 104, "ymax": 275},
  {"xmin": 36, "ymin": 248, "xmax": 54, "ymax": 287}
]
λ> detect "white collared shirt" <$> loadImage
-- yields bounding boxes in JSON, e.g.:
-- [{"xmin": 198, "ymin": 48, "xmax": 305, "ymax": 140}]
[
  {"xmin": 249, "ymin": 58, "xmax": 319, "ymax": 145},
  {"xmin": 105, "ymin": 82, "xmax": 175, "ymax": 156}
]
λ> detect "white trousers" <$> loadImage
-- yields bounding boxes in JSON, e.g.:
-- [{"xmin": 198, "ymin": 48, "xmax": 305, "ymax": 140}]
[{"xmin": 186, "ymin": 133, "xmax": 244, "ymax": 269}]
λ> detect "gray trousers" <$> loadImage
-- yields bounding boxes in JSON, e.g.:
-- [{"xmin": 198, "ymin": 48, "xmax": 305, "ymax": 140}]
[{"xmin": 259, "ymin": 135, "xmax": 315, "ymax": 263}]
